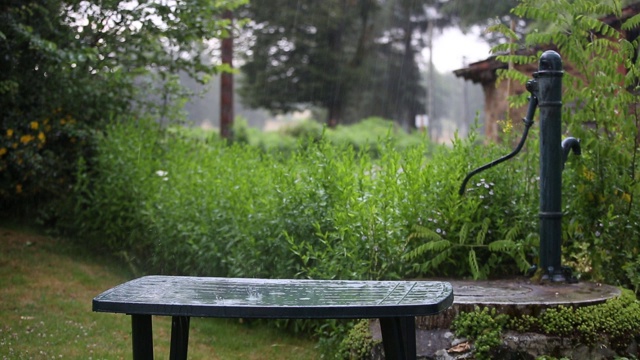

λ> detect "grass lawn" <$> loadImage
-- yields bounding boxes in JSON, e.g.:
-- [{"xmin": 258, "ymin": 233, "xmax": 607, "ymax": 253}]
[{"xmin": 0, "ymin": 226, "xmax": 321, "ymax": 359}]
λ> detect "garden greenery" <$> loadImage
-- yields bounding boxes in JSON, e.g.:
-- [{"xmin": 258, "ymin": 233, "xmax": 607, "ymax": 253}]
[
  {"xmin": 0, "ymin": 0, "xmax": 244, "ymax": 216},
  {"xmin": 5, "ymin": 0, "xmax": 640, "ymax": 356},
  {"xmin": 55, "ymin": 117, "xmax": 540, "ymax": 283},
  {"xmin": 54, "ymin": 0, "xmax": 640, "ymax": 290},
  {"xmin": 450, "ymin": 290, "xmax": 640, "ymax": 359},
  {"xmin": 492, "ymin": 0, "xmax": 640, "ymax": 287}
]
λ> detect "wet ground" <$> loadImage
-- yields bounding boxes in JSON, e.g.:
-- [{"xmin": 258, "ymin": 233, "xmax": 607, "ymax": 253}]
[
  {"xmin": 449, "ymin": 277, "xmax": 620, "ymax": 306},
  {"xmin": 415, "ymin": 277, "xmax": 621, "ymax": 329}
]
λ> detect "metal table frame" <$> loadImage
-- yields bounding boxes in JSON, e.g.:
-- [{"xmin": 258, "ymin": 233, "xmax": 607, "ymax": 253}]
[{"xmin": 93, "ymin": 276, "xmax": 453, "ymax": 360}]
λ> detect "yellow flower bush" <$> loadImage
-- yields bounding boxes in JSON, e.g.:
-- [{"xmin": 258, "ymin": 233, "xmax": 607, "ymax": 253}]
[
  {"xmin": 20, "ymin": 134, "xmax": 35, "ymax": 145},
  {"xmin": 1, "ymin": 110, "xmax": 86, "ymax": 199}
]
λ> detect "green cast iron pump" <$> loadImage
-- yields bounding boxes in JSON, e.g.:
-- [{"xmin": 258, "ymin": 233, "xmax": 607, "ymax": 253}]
[{"xmin": 458, "ymin": 50, "xmax": 581, "ymax": 282}]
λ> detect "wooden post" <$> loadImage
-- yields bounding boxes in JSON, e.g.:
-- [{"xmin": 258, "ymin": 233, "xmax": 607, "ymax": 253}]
[{"xmin": 220, "ymin": 11, "xmax": 234, "ymax": 140}]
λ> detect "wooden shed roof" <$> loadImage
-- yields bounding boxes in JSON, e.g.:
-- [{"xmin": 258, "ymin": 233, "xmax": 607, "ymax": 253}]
[{"xmin": 453, "ymin": 2, "xmax": 640, "ymax": 84}]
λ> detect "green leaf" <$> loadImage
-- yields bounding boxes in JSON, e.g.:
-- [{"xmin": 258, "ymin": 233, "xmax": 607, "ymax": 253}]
[
  {"xmin": 468, "ymin": 249, "xmax": 480, "ymax": 280},
  {"xmin": 488, "ymin": 240, "xmax": 517, "ymax": 252}
]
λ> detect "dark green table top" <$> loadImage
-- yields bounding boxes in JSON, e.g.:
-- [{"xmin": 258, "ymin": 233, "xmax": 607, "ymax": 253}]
[{"xmin": 93, "ymin": 276, "xmax": 453, "ymax": 319}]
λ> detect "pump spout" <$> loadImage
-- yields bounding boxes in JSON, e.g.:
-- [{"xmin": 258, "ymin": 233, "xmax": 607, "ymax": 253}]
[
  {"xmin": 458, "ymin": 80, "xmax": 539, "ymax": 196},
  {"xmin": 561, "ymin": 137, "xmax": 581, "ymax": 169}
]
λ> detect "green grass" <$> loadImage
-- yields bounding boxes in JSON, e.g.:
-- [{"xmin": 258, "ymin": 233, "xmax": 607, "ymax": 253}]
[{"xmin": 0, "ymin": 227, "xmax": 320, "ymax": 359}]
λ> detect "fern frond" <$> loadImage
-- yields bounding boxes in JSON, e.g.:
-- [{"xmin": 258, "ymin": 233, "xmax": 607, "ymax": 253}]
[
  {"xmin": 457, "ymin": 223, "xmax": 469, "ymax": 245},
  {"xmin": 408, "ymin": 225, "xmax": 442, "ymax": 242},
  {"xmin": 514, "ymin": 251, "xmax": 532, "ymax": 273},
  {"xmin": 468, "ymin": 249, "xmax": 480, "ymax": 280},
  {"xmin": 403, "ymin": 238, "xmax": 450, "ymax": 261},
  {"xmin": 496, "ymin": 68, "xmax": 531, "ymax": 86},
  {"xmin": 524, "ymin": 32, "xmax": 557, "ymax": 48},
  {"xmin": 622, "ymin": 14, "xmax": 640, "ymax": 31},
  {"xmin": 490, "ymin": 42, "xmax": 520, "ymax": 55},
  {"xmin": 486, "ymin": 22, "xmax": 519, "ymax": 42},
  {"xmin": 429, "ymin": 248, "xmax": 452, "ymax": 269},
  {"xmin": 476, "ymin": 218, "xmax": 491, "ymax": 245},
  {"xmin": 488, "ymin": 239, "xmax": 518, "ymax": 252},
  {"xmin": 505, "ymin": 224, "xmax": 522, "ymax": 241},
  {"xmin": 515, "ymin": 6, "xmax": 559, "ymax": 24}
]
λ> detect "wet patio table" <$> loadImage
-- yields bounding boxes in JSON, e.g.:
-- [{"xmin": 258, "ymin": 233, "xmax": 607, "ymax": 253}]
[{"xmin": 93, "ymin": 275, "xmax": 453, "ymax": 360}]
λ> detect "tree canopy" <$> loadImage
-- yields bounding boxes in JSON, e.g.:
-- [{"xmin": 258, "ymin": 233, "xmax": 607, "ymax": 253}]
[
  {"xmin": 0, "ymin": 0, "xmax": 244, "ymax": 206},
  {"xmin": 239, "ymin": 0, "xmax": 440, "ymax": 127}
]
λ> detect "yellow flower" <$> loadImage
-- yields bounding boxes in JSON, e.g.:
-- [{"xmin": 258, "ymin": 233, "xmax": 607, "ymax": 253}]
[
  {"xmin": 20, "ymin": 134, "xmax": 35, "ymax": 145},
  {"xmin": 6, "ymin": 129, "xmax": 13, "ymax": 137},
  {"xmin": 38, "ymin": 132, "xmax": 46, "ymax": 143},
  {"xmin": 60, "ymin": 119, "xmax": 66, "ymax": 126},
  {"xmin": 622, "ymin": 192, "xmax": 632, "ymax": 203},
  {"xmin": 30, "ymin": 121, "xmax": 39, "ymax": 130},
  {"xmin": 583, "ymin": 168, "xmax": 595, "ymax": 182},
  {"xmin": 0, "ymin": 148, "xmax": 6, "ymax": 156},
  {"xmin": 16, "ymin": 184, "xmax": 22, "ymax": 194},
  {"xmin": 11, "ymin": 142, "xmax": 18, "ymax": 149}
]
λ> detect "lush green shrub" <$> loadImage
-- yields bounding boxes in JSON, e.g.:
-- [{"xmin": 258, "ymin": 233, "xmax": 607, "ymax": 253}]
[
  {"xmin": 0, "ymin": 111, "xmax": 94, "ymax": 218},
  {"xmin": 449, "ymin": 291, "xmax": 640, "ymax": 359},
  {"xmin": 452, "ymin": 307, "xmax": 510, "ymax": 360},
  {"xmin": 402, "ymin": 127, "xmax": 540, "ymax": 279},
  {"xmin": 337, "ymin": 320, "xmax": 379, "ymax": 359},
  {"xmin": 58, "ymin": 116, "xmax": 543, "ymax": 283},
  {"xmin": 493, "ymin": 0, "xmax": 640, "ymax": 288},
  {"xmin": 0, "ymin": 0, "xmax": 243, "ymax": 220},
  {"xmin": 234, "ymin": 116, "xmax": 431, "ymax": 160},
  {"xmin": 510, "ymin": 289, "xmax": 640, "ymax": 352}
]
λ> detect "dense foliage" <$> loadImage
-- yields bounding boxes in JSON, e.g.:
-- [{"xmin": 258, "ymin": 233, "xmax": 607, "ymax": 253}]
[
  {"xmin": 6, "ymin": 0, "xmax": 640, "ymax": 356},
  {"xmin": 52, "ymin": 114, "xmax": 543, "ymax": 284},
  {"xmin": 492, "ymin": 0, "xmax": 640, "ymax": 289},
  {"xmin": 0, "ymin": 0, "xmax": 244, "ymax": 217},
  {"xmin": 449, "ymin": 290, "xmax": 640, "ymax": 359}
]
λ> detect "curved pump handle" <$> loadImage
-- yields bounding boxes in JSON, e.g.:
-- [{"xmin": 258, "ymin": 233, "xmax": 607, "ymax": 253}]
[{"xmin": 458, "ymin": 79, "xmax": 539, "ymax": 196}]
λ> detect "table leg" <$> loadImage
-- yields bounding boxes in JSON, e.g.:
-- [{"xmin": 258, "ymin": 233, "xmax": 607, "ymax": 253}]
[
  {"xmin": 131, "ymin": 314, "xmax": 154, "ymax": 360},
  {"xmin": 379, "ymin": 317, "xmax": 416, "ymax": 360},
  {"xmin": 169, "ymin": 316, "xmax": 190, "ymax": 360}
]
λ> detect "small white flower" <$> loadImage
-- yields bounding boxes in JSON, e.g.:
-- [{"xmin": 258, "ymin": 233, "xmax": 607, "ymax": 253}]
[{"xmin": 155, "ymin": 170, "xmax": 168, "ymax": 177}]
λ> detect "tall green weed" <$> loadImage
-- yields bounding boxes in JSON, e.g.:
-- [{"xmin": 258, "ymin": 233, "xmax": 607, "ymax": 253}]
[{"xmin": 59, "ymin": 117, "xmax": 541, "ymax": 282}]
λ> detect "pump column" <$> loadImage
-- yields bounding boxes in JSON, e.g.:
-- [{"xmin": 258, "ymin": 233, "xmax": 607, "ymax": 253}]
[{"xmin": 536, "ymin": 50, "xmax": 564, "ymax": 282}]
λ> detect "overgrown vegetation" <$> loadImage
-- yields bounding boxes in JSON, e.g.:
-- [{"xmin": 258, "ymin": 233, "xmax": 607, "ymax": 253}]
[
  {"xmin": 0, "ymin": 0, "xmax": 244, "ymax": 216},
  {"xmin": 5, "ymin": 0, "xmax": 640, "ymax": 357},
  {"xmin": 452, "ymin": 307, "xmax": 510, "ymax": 360},
  {"xmin": 492, "ymin": 0, "xmax": 640, "ymax": 288},
  {"xmin": 450, "ymin": 290, "xmax": 640, "ymax": 359},
  {"xmin": 49, "ymin": 117, "xmax": 537, "ymax": 283}
]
